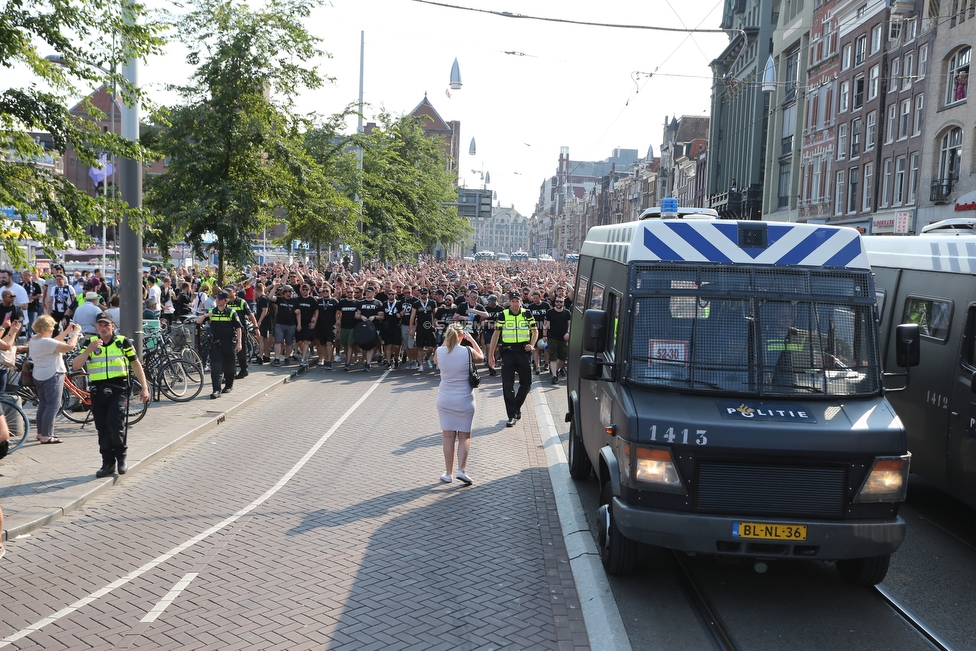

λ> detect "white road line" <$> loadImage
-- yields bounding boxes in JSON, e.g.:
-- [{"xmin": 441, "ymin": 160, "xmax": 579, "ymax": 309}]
[
  {"xmin": 531, "ymin": 387, "xmax": 633, "ymax": 651},
  {"xmin": 0, "ymin": 370, "xmax": 391, "ymax": 648},
  {"xmin": 140, "ymin": 573, "xmax": 199, "ymax": 623}
]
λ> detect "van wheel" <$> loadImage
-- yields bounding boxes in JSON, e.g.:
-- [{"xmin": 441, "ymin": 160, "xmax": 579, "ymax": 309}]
[
  {"xmin": 567, "ymin": 421, "xmax": 592, "ymax": 480},
  {"xmin": 836, "ymin": 554, "xmax": 891, "ymax": 586},
  {"xmin": 598, "ymin": 481, "xmax": 637, "ymax": 575}
]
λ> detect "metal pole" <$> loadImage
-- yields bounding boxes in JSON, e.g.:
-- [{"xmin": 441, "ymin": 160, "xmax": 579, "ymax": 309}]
[
  {"xmin": 118, "ymin": 8, "xmax": 143, "ymax": 354},
  {"xmin": 353, "ymin": 30, "xmax": 364, "ymax": 273}
]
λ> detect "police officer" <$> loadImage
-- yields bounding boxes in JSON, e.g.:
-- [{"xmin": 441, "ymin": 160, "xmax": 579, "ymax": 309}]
[
  {"xmin": 225, "ymin": 285, "xmax": 257, "ymax": 378},
  {"xmin": 197, "ymin": 291, "xmax": 243, "ymax": 399},
  {"xmin": 489, "ymin": 292, "xmax": 538, "ymax": 427},
  {"xmin": 72, "ymin": 312, "xmax": 150, "ymax": 478}
]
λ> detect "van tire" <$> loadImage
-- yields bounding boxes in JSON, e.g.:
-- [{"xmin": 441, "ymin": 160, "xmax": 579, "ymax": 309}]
[
  {"xmin": 568, "ymin": 421, "xmax": 592, "ymax": 479},
  {"xmin": 836, "ymin": 554, "xmax": 890, "ymax": 586},
  {"xmin": 599, "ymin": 481, "xmax": 637, "ymax": 575}
]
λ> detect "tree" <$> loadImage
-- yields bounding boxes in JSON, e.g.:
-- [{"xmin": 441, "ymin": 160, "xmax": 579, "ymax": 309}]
[
  {"xmin": 358, "ymin": 112, "xmax": 468, "ymax": 262},
  {"xmin": 0, "ymin": 0, "xmax": 164, "ymax": 265},
  {"xmin": 144, "ymin": 0, "xmax": 327, "ymax": 284}
]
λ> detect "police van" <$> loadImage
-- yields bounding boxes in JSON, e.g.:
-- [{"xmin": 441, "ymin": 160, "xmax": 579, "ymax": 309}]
[{"xmin": 566, "ymin": 206, "xmax": 919, "ymax": 585}]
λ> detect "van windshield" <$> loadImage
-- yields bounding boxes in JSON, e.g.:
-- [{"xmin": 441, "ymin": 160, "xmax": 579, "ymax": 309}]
[{"xmin": 627, "ymin": 264, "xmax": 881, "ymax": 398}]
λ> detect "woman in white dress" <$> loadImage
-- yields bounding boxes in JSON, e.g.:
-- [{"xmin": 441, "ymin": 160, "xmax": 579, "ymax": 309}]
[{"xmin": 434, "ymin": 323, "xmax": 484, "ymax": 485}]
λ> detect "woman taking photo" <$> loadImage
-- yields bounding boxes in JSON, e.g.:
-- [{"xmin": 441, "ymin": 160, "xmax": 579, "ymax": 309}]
[
  {"xmin": 433, "ymin": 323, "xmax": 484, "ymax": 485},
  {"xmin": 29, "ymin": 315, "xmax": 82, "ymax": 444}
]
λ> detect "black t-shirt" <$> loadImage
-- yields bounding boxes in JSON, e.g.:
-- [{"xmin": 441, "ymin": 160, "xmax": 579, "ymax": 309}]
[
  {"xmin": 255, "ymin": 295, "xmax": 273, "ymax": 325},
  {"xmin": 545, "ymin": 308, "xmax": 572, "ymax": 339},
  {"xmin": 0, "ymin": 304, "xmax": 23, "ymax": 324},
  {"xmin": 22, "ymin": 281, "xmax": 41, "ymax": 311},
  {"xmin": 528, "ymin": 301, "xmax": 551, "ymax": 325},
  {"xmin": 383, "ymin": 299, "xmax": 401, "ymax": 328},
  {"xmin": 412, "ymin": 298, "xmax": 436, "ymax": 329},
  {"xmin": 175, "ymin": 291, "xmax": 193, "ymax": 317},
  {"xmin": 400, "ymin": 296, "xmax": 417, "ymax": 324},
  {"xmin": 483, "ymin": 304, "xmax": 504, "ymax": 332},
  {"xmin": 337, "ymin": 299, "xmax": 360, "ymax": 329},
  {"xmin": 295, "ymin": 295, "xmax": 319, "ymax": 326},
  {"xmin": 317, "ymin": 298, "xmax": 339, "ymax": 328},
  {"xmin": 358, "ymin": 298, "xmax": 382, "ymax": 323},
  {"xmin": 274, "ymin": 296, "xmax": 298, "ymax": 326},
  {"xmin": 435, "ymin": 304, "xmax": 458, "ymax": 329}
]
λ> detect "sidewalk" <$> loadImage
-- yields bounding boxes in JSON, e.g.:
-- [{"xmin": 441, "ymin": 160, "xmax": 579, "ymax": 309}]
[{"xmin": 0, "ymin": 362, "xmax": 292, "ymax": 540}]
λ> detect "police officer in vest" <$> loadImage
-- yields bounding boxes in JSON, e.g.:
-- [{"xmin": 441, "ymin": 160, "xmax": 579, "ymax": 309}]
[
  {"xmin": 225, "ymin": 285, "xmax": 257, "ymax": 379},
  {"xmin": 489, "ymin": 292, "xmax": 538, "ymax": 427},
  {"xmin": 72, "ymin": 312, "xmax": 150, "ymax": 478},
  {"xmin": 197, "ymin": 290, "xmax": 243, "ymax": 399}
]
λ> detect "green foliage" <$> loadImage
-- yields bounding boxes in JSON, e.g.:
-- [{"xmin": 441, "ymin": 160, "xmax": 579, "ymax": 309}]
[
  {"xmin": 357, "ymin": 112, "xmax": 467, "ymax": 262},
  {"xmin": 0, "ymin": 0, "xmax": 164, "ymax": 265},
  {"xmin": 143, "ymin": 0, "xmax": 327, "ymax": 284}
]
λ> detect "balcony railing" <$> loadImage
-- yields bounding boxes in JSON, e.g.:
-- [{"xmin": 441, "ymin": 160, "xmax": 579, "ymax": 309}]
[{"xmin": 931, "ymin": 179, "xmax": 954, "ymax": 204}]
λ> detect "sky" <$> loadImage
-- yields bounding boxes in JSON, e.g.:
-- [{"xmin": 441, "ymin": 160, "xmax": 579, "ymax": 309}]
[{"xmin": 23, "ymin": 0, "xmax": 733, "ymax": 218}]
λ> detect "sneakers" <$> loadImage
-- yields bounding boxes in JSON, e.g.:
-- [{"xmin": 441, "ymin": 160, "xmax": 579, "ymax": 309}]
[
  {"xmin": 344, "ymin": 364, "xmax": 351, "ymax": 372},
  {"xmin": 324, "ymin": 362, "xmax": 333, "ymax": 370},
  {"xmin": 551, "ymin": 375, "xmax": 558, "ymax": 385},
  {"xmin": 440, "ymin": 473, "xmax": 453, "ymax": 483},
  {"xmin": 263, "ymin": 356, "xmax": 272, "ymax": 364},
  {"xmin": 559, "ymin": 367, "xmax": 566, "ymax": 377},
  {"xmin": 364, "ymin": 363, "xmax": 370, "ymax": 372},
  {"xmin": 455, "ymin": 470, "xmax": 472, "ymax": 485},
  {"xmin": 488, "ymin": 368, "xmax": 497, "ymax": 376},
  {"xmin": 272, "ymin": 359, "xmax": 281, "ymax": 367},
  {"xmin": 506, "ymin": 417, "xmax": 517, "ymax": 427},
  {"xmin": 534, "ymin": 367, "xmax": 541, "ymax": 375}
]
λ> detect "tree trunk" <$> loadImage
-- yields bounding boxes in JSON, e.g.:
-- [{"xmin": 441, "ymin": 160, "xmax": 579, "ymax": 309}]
[{"xmin": 218, "ymin": 240, "xmax": 225, "ymax": 286}]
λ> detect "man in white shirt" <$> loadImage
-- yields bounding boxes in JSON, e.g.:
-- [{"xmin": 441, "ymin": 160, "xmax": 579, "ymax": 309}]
[
  {"xmin": 0, "ymin": 270, "xmax": 28, "ymax": 311},
  {"xmin": 72, "ymin": 291, "xmax": 104, "ymax": 335},
  {"xmin": 146, "ymin": 276, "xmax": 161, "ymax": 317}
]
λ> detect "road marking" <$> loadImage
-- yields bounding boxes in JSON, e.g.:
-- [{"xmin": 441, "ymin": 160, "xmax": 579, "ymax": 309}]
[
  {"xmin": 0, "ymin": 370, "xmax": 391, "ymax": 648},
  {"xmin": 531, "ymin": 386, "xmax": 633, "ymax": 651},
  {"xmin": 141, "ymin": 573, "xmax": 199, "ymax": 623}
]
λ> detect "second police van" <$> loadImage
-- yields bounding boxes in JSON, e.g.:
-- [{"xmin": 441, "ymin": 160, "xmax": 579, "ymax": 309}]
[{"xmin": 566, "ymin": 202, "xmax": 920, "ymax": 585}]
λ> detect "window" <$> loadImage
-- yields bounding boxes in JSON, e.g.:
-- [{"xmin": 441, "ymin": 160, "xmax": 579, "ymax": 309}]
[
  {"xmin": 899, "ymin": 99, "xmax": 911, "ymax": 139},
  {"xmin": 812, "ymin": 159, "xmax": 822, "ymax": 202},
  {"xmin": 842, "ymin": 43, "xmax": 852, "ymax": 70},
  {"xmin": 906, "ymin": 17, "xmax": 917, "ymax": 41},
  {"xmin": 778, "ymin": 163, "xmax": 791, "ymax": 208},
  {"xmin": 853, "ymin": 75, "xmax": 865, "ymax": 109},
  {"xmin": 575, "ymin": 277, "xmax": 588, "ymax": 313},
  {"xmin": 839, "ymin": 81, "xmax": 849, "ymax": 113},
  {"xmin": 890, "ymin": 58, "xmax": 900, "ymax": 92},
  {"xmin": 851, "ymin": 118, "xmax": 862, "ymax": 158},
  {"xmin": 784, "ymin": 47, "xmax": 800, "ymax": 100},
  {"xmin": 863, "ymin": 162, "xmax": 873, "ymax": 211},
  {"xmin": 889, "ymin": 19, "xmax": 902, "ymax": 44},
  {"xmin": 902, "ymin": 296, "xmax": 952, "ymax": 341},
  {"xmin": 868, "ymin": 65, "xmax": 880, "ymax": 100},
  {"xmin": 849, "ymin": 167, "xmax": 859, "ymax": 213},
  {"xmin": 838, "ymin": 123, "xmax": 848, "ymax": 159},
  {"xmin": 939, "ymin": 127, "xmax": 963, "ymax": 182},
  {"xmin": 946, "ymin": 47, "xmax": 971, "ymax": 105},
  {"xmin": 894, "ymin": 156, "xmax": 906, "ymax": 205},
  {"xmin": 903, "ymin": 53, "xmax": 914, "ymax": 90},
  {"xmin": 835, "ymin": 170, "xmax": 845, "ymax": 215},
  {"xmin": 590, "ymin": 283, "xmax": 604, "ymax": 310},
  {"xmin": 913, "ymin": 94, "xmax": 924, "ymax": 135},
  {"xmin": 881, "ymin": 158, "xmax": 892, "ymax": 207},
  {"xmin": 885, "ymin": 104, "xmax": 896, "ymax": 143},
  {"xmin": 855, "ymin": 34, "xmax": 867, "ymax": 65},
  {"xmin": 866, "ymin": 111, "xmax": 877, "ymax": 150},
  {"xmin": 871, "ymin": 24, "xmax": 883, "ymax": 54},
  {"xmin": 919, "ymin": 45, "xmax": 928, "ymax": 78},
  {"xmin": 781, "ymin": 103, "xmax": 796, "ymax": 156},
  {"xmin": 908, "ymin": 152, "xmax": 919, "ymax": 204}
]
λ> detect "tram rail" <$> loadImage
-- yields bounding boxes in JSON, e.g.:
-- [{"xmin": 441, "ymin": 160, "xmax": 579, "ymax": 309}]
[
  {"xmin": 669, "ymin": 550, "xmax": 739, "ymax": 651},
  {"xmin": 874, "ymin": 584, "xmax": 957, "ymax": 651}
]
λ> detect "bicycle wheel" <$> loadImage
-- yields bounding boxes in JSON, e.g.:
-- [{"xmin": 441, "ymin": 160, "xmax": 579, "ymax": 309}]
[
  {"xmin": 156, "ymin": 358, "xmax": 204, "ymax": 402},
  {"xmin": 125, "ymin": 379, "xmax": 149, "ymax": 426},
  {"xmin": 59, "ymin": 371, "xmax": 92, "ymax": 424},
  {"xmin": 2, "ymin": 396, "xmax": 30, "ymax": 453},
  {"xmin": 181, "ymin": 346, "xmax": 204, "ymax": 370}
]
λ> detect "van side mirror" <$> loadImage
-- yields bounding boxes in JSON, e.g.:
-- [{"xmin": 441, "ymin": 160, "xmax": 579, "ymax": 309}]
[
  {"xmin": 579, "ymin": 355, "xmax": 601, "ymax": 380},
  {"xmin": 582, "ymin": 309, "xmax": 607, "ymax": 353},
  {"xmin": 895, "ymin": 323, "xmax": 920, "ymax": 368}
]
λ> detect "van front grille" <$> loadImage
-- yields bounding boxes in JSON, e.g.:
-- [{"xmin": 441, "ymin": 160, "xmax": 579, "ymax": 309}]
[{"xmin": 695, "ymin": 462, "xmax": 846, "ymax": 518}]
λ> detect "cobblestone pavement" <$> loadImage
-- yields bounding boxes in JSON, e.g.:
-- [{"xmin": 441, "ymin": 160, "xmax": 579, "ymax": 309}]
[{"xmin": 0, "ymin": 365, "xmax": 593, "ymax": 650}]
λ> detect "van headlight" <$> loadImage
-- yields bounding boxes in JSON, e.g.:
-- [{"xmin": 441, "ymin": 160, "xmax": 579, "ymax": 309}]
[
  {"xmin": 853, "ymin": 454, "xmax": 911, "ymax": 503},
  {"xmin": 618, "ymin": 441, "xmax": 686, "ymax": 494}
]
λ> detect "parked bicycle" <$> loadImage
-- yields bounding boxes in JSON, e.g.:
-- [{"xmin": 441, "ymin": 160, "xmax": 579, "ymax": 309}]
[
  {"xmin": 1, "ymin": 392, "xmax": 31, "ymax": 454},
  {"xmin": 59, "ymin": 371, "xmax": 149, "ymax": 426}
]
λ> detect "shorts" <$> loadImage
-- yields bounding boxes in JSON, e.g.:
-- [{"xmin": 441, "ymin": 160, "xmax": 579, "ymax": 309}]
[
  {"xmin": 401, "ymin": 325, "xmax": 415, "ymax": 349},
  {"xmin": 415, "ymin": 326, "xmax": 437, "ymax": 348},
  {"xmin": 382, "ymin": 324, "xmax": 402, "ymax": 346},
  {"xmin": 551, "ymin": 338, "xmax": 569, "ymax": 361},
  {"xmin": 258, "ymin": 319, "xmax": 273, "ymax": 338},
  {"xmin": 339, "ymin": 327, "xmax": 356, "ymax": 348},
  {"xmin": 275, "ymin": 323, "xmax": 296, "ymax": 346},
  {"xmin": 315, "ymin": 323, "xmax": 335, "ymax": 344},
  {"xmin": 296, "ymin": 324, "xmax": 314, "ymax": 342}
]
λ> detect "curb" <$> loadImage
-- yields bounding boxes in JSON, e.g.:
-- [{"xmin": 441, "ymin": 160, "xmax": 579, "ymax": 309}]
[
  {"xmin": 531, "ymin": 388, "xmax": 633, "ymax": 651},
  {"xmin": 2, "ymin": 374, "xmax": 292, "ymax": 542}
]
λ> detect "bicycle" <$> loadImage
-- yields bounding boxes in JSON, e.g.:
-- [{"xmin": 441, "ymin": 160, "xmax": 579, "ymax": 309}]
[
  {"xmin": 1, "ymin": 392, "xmax": 31, "ymax": 454},
  {"xmin": 59, "ymin": 371, "xmax": 149, "ymax": 426}
]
